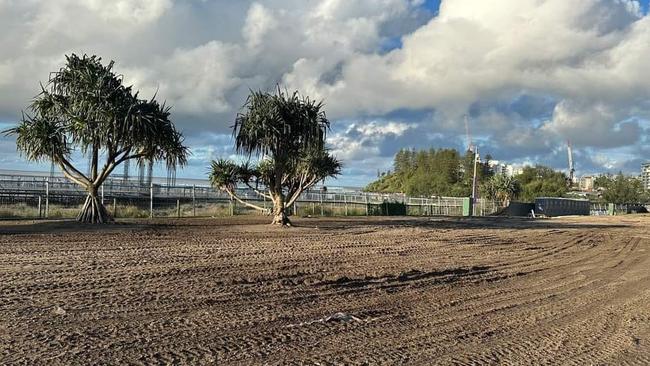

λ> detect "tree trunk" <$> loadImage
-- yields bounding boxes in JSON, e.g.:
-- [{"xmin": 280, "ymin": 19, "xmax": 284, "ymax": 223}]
[
  {"xmin": 77, "ymin": 188, "xmax": 113, "ymax": 224},
  {"xmin": 270, "ymin": 192, "xmax": 291, "ymax": 226}
]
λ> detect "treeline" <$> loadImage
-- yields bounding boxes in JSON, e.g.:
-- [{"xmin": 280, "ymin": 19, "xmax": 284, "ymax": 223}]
[
  {"xmin": 365, "ymin": 147, "xmax": 569, "ymax": 202},
  {"xmin": 594, "ymin": 173, "xmax": 649, "ymax": 204},
  {"xmin": 366, "ymin": 148, "xmax": 492, "ymax": 197},
  {"xmin": 366, "ymin": 148, "xmax": 649, "ymax": 204}
]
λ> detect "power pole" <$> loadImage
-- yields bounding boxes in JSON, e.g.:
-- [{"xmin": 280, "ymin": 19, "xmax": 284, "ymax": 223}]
[{"xmin": 472, "ymin": 146, "xmax": 479, "ymax": 200}]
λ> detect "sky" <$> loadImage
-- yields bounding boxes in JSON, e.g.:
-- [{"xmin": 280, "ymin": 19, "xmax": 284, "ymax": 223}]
[{"xmin": 1, "ymin": 0, "xmax": 650, "ymax": 187}]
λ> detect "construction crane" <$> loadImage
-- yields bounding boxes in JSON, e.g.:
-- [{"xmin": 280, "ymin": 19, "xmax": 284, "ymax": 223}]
[
  {"xmin": 567, "ymin": 140, "xmax": 575, "ymax": 187},
  {"xmin": 465, "ymin": 114, "xmax": 474, "ymax": 153}
]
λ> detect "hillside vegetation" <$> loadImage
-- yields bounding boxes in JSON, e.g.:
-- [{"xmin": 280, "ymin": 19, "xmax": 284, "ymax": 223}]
[{"xmin": 365, "ymin": 148, "xmax": 570, "ymax": 203}]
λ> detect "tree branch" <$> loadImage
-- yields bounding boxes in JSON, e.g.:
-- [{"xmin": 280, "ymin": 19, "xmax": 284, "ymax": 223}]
[
  {"xmin": 224, "ymin": 187, "xmax": 267, "ymax": 212},
  {"xmin": 93, "ymin": 149, "xmax": 143, "ymax": 186},
  {"xmin": 286, "ymin": 175, "xmax": 320, "ymax": 207},
  {"xmin": 244, "ymin": 182, "xmax": 272, "ymax": 199},
  {"xmin": 58, "ymin": 156, "xmax": 91, "ymax": 186},
  {"xmin": 58, "ymin": 162, "xmax": 89, "ymax": 188}
]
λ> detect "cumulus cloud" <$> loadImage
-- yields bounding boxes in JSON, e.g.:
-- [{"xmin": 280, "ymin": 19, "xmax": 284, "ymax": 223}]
[
  {"xmin": 1, "ymin": 0, "xmax": 649, "ymax": 184},
  {"xmin": 329, "ymin": 121, "xmax": 415, "ymax": 161},
  {"xmin": 284, "ymin": 0, "xmax": 650, "ymax": 151}
]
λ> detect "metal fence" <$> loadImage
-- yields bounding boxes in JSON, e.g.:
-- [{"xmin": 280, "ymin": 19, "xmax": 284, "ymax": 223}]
[
  {"xmin": 590, "ymin": 202, "xmax": 649, "ymax": 216},
  {"xmin": 0, "ymin": 175, "xmax": 504, "ymax": 220}
]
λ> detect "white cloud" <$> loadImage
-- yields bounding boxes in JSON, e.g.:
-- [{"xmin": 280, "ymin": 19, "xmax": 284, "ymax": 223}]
[
  {"xmin": 329, "ymin": 121, "xmax": 415, "ymax": 161},
  {"xmin": 283, "ymin": 0, "xmax": 650, "ymax": 150},
  {"xmin": 1, "ymin": 0, "xmax": 649, "ymax": 183},
  {"xmin": 124, "ymin": 41, "xmax": 244, "ymax": 115}
]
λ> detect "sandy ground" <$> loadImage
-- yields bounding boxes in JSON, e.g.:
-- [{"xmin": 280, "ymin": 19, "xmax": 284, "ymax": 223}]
[{"xmin": 1, "ymin": 215, "xmax": 649, "ymax": 365}]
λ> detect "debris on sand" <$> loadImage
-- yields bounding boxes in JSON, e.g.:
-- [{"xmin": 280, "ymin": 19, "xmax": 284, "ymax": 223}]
[
  {"xmin": 324, "ymin": 312, "xmax": 363, "ymax": 323},
  {"xmin": 286, "ymin": 312, "xmax": 363, "ymax": 328},
  {"xmin": 52, "ymin": 306, "xmax": 66, "ymax": 316}
]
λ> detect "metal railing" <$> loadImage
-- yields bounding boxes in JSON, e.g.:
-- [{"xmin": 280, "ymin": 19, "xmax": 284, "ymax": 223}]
[{"xmin": 0, "ymin": 175, "xmax": 503, "ymax": 220}]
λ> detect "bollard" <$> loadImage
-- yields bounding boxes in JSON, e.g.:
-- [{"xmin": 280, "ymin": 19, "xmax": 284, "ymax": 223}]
[
  {"xmin": 177, "ymin": 199, "xmax": 181, "ymax": 218},
  {"xmin": 113, "ymin": 198, "xmax": 117, "ymax": 218},
  {"xmin": 38, "ymin": 196, "xmax": 42, "ymax": 219},
  {"xmin": 149, "ymin": 182, "xmax": 153, "ymax": 219},
  {"xmin": 45, "ymin": 179, "xmax": 49, "ymax": 218}
]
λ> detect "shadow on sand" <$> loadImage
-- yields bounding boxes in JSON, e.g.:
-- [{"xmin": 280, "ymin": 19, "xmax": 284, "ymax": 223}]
[
  {"xmin": 293, "ymin": 216, "xmax": 633, "ymax": 231},
  {"xmin": 0, "ymin": 215, "xmax": 635, "ymax": 235}
]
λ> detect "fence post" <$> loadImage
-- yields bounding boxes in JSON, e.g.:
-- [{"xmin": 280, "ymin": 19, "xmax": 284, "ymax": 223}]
[
  {"xmin": 149, "ymin": 182, "xmax": 154, "ymax": 219},
  {"xmin": 45, "ymin": 178, "xmax": 49, "ymax": 218},
  {"xmin": 177, "ymin": 199, "xmax": 181, "ymax": 218},
  {"xmin": 192, "ymin": 184, "xmax": 196, "ymax": 217},
  {"xmin": 344, "ymin": 194, "xmax": 348, "ymax": 216},
  {"xmin": 320, "ymin": 193, "xmax": 324, "ymax": 216},
  {"xmin": 38, "ymin": 196, "xmax": 42, "ymax": 219},
  {"xmin": 229, "ymin": 196, "xmax": 234, "ymax": 216},
  {"xmin": 365, "ymin": 193, "xmax": 369, "ymax": 216},
  {"xmin": 101, "ymin": 185, "xmax": 104, "ymax": 204},
  {"xmin": 113, "ymin": 198, "xmax": 117, "ymax": 218},
  {"xmin": 462, "ymin": 197, "xmax": 472, "ymax": 217}
]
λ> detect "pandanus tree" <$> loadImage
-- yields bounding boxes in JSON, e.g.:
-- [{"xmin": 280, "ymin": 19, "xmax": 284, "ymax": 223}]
[
  {"xmin": 209, "ymin": 88, "xmax": 341, "ymax": 226},
  {"xmin": 4, "ymin": 54, "xmax": 188, "ymax": 223},
  {"xmin": 485, "ymin": 174, "xmax": 520, "ymax": 206}
]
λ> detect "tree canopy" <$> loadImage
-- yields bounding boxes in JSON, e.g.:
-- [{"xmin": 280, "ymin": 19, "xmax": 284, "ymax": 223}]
[
  {"xmin": 5, "ymin": 54, "xmax": 188, "ymax": 223},
  {"xmin": 209, "ymin": 88, "xmax": 341, "ymax": 225},
  {"xmin": 595, "ymin": 173, "xmax": 648, "ymax": 204},
  {"xmin": 365, "ymin": 148, "xmax": 492, "ymax": 197},
  {"xmin": 516, "ymin": 166, "xmax": 568, "ymax": 202},
  {"xmin": 366, "ymin": 148, "xmax": 574, "ymax": 203},
  {"xmin": 483, "ymin": 174, "xmax": 521, "ymax": 206}
]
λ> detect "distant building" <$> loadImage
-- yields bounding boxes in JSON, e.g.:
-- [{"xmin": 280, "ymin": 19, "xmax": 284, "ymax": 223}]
[
  {"xmin": 488, "ymin": 160, "xmax": 518, "ymax": 177},
  {"xmin": 642, "ymin": 162, "xmax": 650, "ymax": 191},
  {"xmin": 579, "ymin": 175, "xmax": 594, "ymax": 192},
  {"xmin": 510, "ymin": 165, "xmax": 525, "ymax": 176}
]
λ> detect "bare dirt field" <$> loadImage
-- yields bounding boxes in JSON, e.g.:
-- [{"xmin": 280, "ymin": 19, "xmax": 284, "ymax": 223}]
[{"xmin": 1, "ymin": 215, "xmax": 649, "ymax": 365}]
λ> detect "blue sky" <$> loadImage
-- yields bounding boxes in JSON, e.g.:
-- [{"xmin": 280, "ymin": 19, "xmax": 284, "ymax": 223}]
[
  {"xmin": 1, "ymin": 0, "xmax": 649, "ymax": 187},
  {"xmin": 420, "ymin": 0, "xmax": 649, "ymax": 14}
]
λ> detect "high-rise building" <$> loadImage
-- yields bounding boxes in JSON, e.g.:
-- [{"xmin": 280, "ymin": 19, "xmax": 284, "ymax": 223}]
[
  {"xmin": 642, "ymin": 162, "xmax": 650, "ymax": 191},
  {"xmin": 579, "ymin": 176, "xmax": 594, "ymax": 192}
]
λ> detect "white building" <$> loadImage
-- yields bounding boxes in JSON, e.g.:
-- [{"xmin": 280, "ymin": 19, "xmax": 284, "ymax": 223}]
[
  {"xmin": 642, "ymin": 162, "xmax": 650, "ymax": 191},
  {"xmin": 488, "ymin": 160, "xmax": 521, "ymax": 177},
  {"xmin": 579, "ymin": 175, "xmax": 594, "ymax": 192}
]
